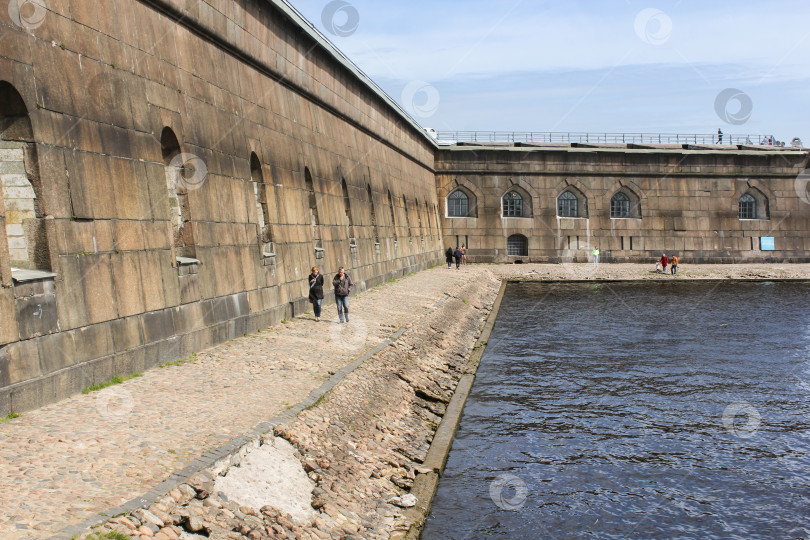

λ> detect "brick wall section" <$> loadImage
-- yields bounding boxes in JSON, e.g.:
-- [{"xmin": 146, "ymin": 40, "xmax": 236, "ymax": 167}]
[{"xmin": 0, "ymin": 141, "xmax": 34, "ymax": 266}]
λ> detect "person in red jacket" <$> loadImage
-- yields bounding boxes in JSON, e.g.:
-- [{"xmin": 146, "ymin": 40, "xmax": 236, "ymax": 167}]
[{"xmin": 660, "ymin": 253, "xmax": 669, "ymax": 275}]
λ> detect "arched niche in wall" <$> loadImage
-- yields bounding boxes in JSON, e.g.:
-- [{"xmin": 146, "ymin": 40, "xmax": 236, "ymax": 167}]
[
  {"xmin": 402, "ymin": 194, "xmax": 413, "ymax": 240},
  {"xmin": 251, "ymin": 152, "xmax": 276, "ymax": 256},
  {"xmin": 305, "ymin": 167, "xmax": 323, "ymax": 257},
  {"xmin": 341, "ymin": 178, "xmax": 355, "ymax": 243},
  {"xmin": 366, "ymin": 183, "xmax": 380, "ymax": 246},
  {"xmin": 0, "ymin": 81, "xmax": 51, "ymax": 273},
  {"xmin": 387, "ymin": 190, "xmax": 398, "ymax": 243},
  {"xmin": 161, "ymin": 126, "xmax": 197, "ymax": 259}
]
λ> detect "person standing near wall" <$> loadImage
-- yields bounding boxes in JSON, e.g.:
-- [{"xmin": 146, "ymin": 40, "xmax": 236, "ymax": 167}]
[
  {"xmin": 592, "ymin": 246, "xmax": 600, "ymax": 267},
  {"xmin": 660, "ymin": 253, "xmax": 669, "ymax": 275},
  {"xmin": 461, "ymin": 244, "xmax": 467, "ymax": 265},
  {"xmin": 454, "ymin": 246, "xmax": 462, "ymax": 269},
  {"xmin": 670, "ymin": 255, "xmax": 679, "ymax": 275},
  {"xmin": 445, "ymin": 246, "xmax": 454, "ymax": 269},
  {"xmin": 333, "ymin": 267, "xmax": 353, "ymax": 323},
  {"xmin": 308, "ymin": 266, "xmax": 324, "ymax": 321}
]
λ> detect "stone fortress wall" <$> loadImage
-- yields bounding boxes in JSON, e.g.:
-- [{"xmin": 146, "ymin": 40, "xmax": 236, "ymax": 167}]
[
  {"xmin": 1, "ymin": 0, "xmax": 809, "ymax": 414},
  {"xmin": 437, "ymin": 144, "xmax": 810, "ymax": 263},
  {"xmin": 0, "ymin": 0, "xmax": 443, "ymax": 413}
]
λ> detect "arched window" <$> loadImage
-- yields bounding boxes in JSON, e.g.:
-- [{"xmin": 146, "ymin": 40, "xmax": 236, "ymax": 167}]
[
  {"xmin": 558, "ymin": 191, "xmax": 578, "ymax": 217},
  {"xmin": 507, "ymin": 234, "xmax": 528, "ymax": 256},
  {"xmin": 739, "ymin": 193, "xmax": 756, "ymax": 219},
  {"xmin": 447, "ymin": 190, "xmax": 468, "ymax": 217},
  {"xmin": 610, "ymin": 192, "xmax": 630, "ymax": 218},
  {"xmin": 502, "ymin": 191, "xmax": 524, "ymax": 217}
]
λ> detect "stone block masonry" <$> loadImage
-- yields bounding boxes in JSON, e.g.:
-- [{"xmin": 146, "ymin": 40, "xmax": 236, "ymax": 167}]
[{"xmin": 0, "ymin": 0, "xmax": 443, "ymax": 412}]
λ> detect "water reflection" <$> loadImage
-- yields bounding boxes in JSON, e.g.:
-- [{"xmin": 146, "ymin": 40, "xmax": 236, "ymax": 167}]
[{"xmin": 423, "ymin": 282, "xmax": 810, "ymax": 540}]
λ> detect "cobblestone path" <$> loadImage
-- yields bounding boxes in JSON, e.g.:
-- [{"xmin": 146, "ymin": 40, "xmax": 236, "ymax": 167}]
[{"xmin": 0, "ymin": 267, "xmax": 474, "ymax": 539}]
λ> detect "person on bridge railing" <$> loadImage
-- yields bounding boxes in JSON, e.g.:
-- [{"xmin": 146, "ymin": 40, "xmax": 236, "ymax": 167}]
[{"xmin": 717, "ymin": 128, "xmax": 723, "ymax": 144}]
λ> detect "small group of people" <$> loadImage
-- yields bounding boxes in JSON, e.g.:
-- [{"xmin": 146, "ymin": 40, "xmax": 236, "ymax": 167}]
[
  {"xmin": 656, "ymin": 253, "xmax": 679, "ymax": 275},
  {"xmin": 307, "ymin": 266, "xmax": 353, "ymax": 323},
  {"xmin": 445, "ymin": 245, "xmax": 467, "ymax": 269}
]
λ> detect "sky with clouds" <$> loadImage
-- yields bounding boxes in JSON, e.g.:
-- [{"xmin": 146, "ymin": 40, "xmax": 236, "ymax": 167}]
[{"xmin": 288, "ymin": 1, "xmax": 810, "ymax": 144}]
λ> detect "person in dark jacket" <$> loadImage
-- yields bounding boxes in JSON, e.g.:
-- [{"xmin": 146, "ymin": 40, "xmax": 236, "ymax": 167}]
[
  {"xmin": 333, "ymin": 266, "xmax": 353, "ymax": 323},
  {"xmin": 454, "ymin": 246, "xmax": 462, "ymax": 269},
  {"xmin": 445, "ymin": 247, "xmax": 454, "ymax": 269},
  {"xmin": 308, "ymin": 266, "xmax": 324, "ymax": 321}
]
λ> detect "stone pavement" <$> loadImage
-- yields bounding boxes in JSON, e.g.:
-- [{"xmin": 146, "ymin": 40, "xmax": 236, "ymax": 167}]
[{"xmin": 0, "ymin": 266, "xmax": 477, "ymax": 539}]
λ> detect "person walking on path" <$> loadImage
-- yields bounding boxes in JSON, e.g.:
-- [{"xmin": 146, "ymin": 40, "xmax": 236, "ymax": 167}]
[
  {"xmin": 454, "ymin": 246, "xmax": 462, "ymax": 269},
  {"xmin": 308, "ymin": 266, "xmax": 324, "ymax": 321},
  {"xmin": 660, "ymin": 253, "xmax": 669, "ymax": 275},
  {"xmin": 592, "ymin": 246, "xmax": 600, "ymax": 267},
  {"xmin": 670, "ymin": 255, "xmax": 679, "ymax": 275},
  {"xmin": 461, "ymin": 244, "xmax": 467, "ymax": 265},
  {"xmin": 445, "ymin": 247, "xmax": 454, "ymax": 269},
  {"xmin": 717, "ymin": 128, "xmax": 723, "ymax": 144},
  {"xmin": 333, "ymin": 267, "xmax": 353, "ymax": 323}
]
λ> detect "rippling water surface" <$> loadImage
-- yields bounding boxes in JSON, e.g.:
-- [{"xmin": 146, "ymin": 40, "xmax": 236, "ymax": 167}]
[{"xmin": 422, "ymin": 281, "xmax": 810, "ymax": 539}]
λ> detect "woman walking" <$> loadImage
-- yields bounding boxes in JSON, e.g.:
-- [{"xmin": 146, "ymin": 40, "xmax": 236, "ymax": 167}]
[
  {"xmin": 308, "ymin": 266, "xmax": 324, "ymax": 321},
  {"xmin": 660, "ymin": 253, "xmax": 669, "ymax": 275},
  {"xmin": 445, "ymin": 246, "xmax": 454, "ymax": 269},
  {"xmin": 333, "ymin": 267, "xmax": 353, "ymax": 323}
]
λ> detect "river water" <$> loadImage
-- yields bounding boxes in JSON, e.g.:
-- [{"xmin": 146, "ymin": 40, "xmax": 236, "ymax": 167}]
[{"xmin": 422, "ymin": 281, "xmax": 810, "ymax": 539}]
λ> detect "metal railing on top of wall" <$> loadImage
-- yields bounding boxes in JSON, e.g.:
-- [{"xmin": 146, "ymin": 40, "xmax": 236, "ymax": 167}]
[{"xmin": 433, "ymin": 131, "xmax": 782, "ymax": 146}]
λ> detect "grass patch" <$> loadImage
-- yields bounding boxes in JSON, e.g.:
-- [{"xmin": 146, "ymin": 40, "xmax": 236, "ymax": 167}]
[
  {"xmin": 85, "ymin": 532, "xmax": 131, "ymax": 540},
  {"xmin": 2, "ymin": 411, "xmax": 20, "ymax": 422},
  {"xmin": 81, "ymin": 373, "xmax": 142, "ymax": 394},
  {"xmin": 161, "ymin": 352, "xmax": 197, "ymax": 368}
]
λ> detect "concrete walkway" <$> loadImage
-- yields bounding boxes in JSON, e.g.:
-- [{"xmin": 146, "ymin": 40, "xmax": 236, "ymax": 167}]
[{"xmin": 0, "ymin": 267, "xmax": 476, "ymax": 539}]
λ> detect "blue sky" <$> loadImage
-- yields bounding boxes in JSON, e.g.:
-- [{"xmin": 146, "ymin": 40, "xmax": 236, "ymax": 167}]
[{"xmin": 289, "ymin": 1, "xmax": 810, "ymax": 143}]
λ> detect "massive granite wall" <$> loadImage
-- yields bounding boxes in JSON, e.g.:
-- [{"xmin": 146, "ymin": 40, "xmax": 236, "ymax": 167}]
[
  {"xmin": 0, "ymin": 0, "xmax": 442, "ymax": 412},
  {"xmin": 437, "ymin": 144, "xmax": 810, "ymax": 263}
]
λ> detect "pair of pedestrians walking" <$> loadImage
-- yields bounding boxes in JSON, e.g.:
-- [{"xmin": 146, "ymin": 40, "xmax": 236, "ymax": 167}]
[
  {"xmin": 657, "ymin": 254, "xmax": 679, "ymax": 275},
  {"xmin": 307, "ymin": 266, "xmax": 353, "ymax": 322}
]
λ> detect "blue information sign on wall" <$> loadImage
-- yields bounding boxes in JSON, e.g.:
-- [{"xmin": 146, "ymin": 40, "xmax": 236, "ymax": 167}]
[{"xmin": 760, "ymin": 237, "xmax": 775, "ymax": 251}]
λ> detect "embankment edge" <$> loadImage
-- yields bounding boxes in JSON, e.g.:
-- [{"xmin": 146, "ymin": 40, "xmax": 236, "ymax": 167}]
[{"xmin": 401, "ymin": 278, "xmax": 508, "ymax": 539}]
